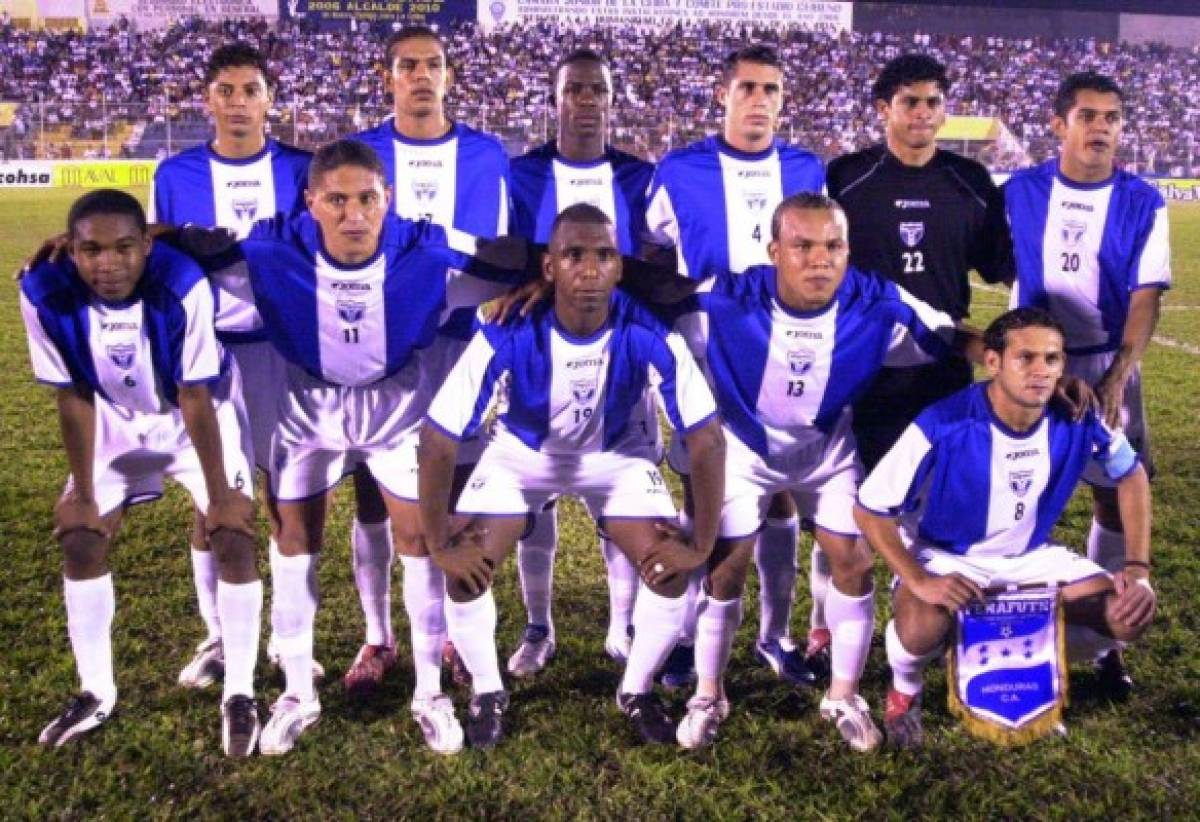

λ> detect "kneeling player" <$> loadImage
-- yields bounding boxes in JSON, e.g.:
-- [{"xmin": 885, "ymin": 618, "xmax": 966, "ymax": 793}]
[
  {"xmin": 855, "ymin": 308, "xmax": 1155, "ymax": 748},
  {"xmin": 419, "ymin": 204, "xmax": 725, "ymax": 748},
  {"xmin": 21, "ymin": 190, "xmax": 263, "ymax": 757}
]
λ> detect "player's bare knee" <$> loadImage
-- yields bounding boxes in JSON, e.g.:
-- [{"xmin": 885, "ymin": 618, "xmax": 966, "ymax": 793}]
[
  {"xmin": 445, "ymin": 576, "xmax": 488, "ymax": 603},
  {"xmin": 647, "ymin": 575, "xmax": 688, "ymax": 600},
  {"xmin": 60, "ymin": 528, "xmax": 109, "ymax": 579},
  {"xmin": 391, "ymin": 522, "xmax": 424, "ymax": 557},
  {"xmin": 705, "ymin": 562, "xmax": 748, "ymax": 602},
  {"xmin": 210, "ymin": 528, "xmax": 259, "ymax": 583},
  {"xmin": 824, "ymin": 538, "xmax": 875, "ymax": 590},
  {"xmin": 191, "ymin": 509, "xmax": 207, "ymax": 548},
  {"xmin": 275, "ymin": 528, "xmax": 316, "ymax": 557}
]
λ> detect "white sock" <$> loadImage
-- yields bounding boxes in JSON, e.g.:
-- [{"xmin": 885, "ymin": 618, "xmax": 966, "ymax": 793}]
[
  {"xmin": 218, "ymin": 580, "xmax": 262, "ymax": 701},
  {"xmin": 756, "ymin": 516, "xmax": 798, "ymax": 643},
  {"xmin": 678, "ymin": 512, "xmax": 701, "ymax": 645},
  {"xmin": 64, "ymin": 575, "xmax": 117, "ymax": 703},
  {"xmin": 516, "ymin": 509, "xmax": 557, "ymax": 633},
  {"xmin": 269, "ymin": 544, "xmax": 318, "ymax": 702},
  {"xmin": 190, "ymin": 546, "xmax": 221, "ymax": 642},
  {"xmin": 445, "ymin": 591, "xmax": 503, "ymax": 695},
  {"xmin": 826, "ymin": 583, "xmax": 875, "ymax": 685},
  {"xmin": 601, "ymin": 535, "xmax": 638, "ymax": 646},
  {"xmin": 1067, "ymin": 624, "xmax": 1118, "ymax": 664},
  {"xmin": 621, "ymin": 585, "xmax": 687, "ymax": 695},
  {"xmin": 809, "ymin": 545, "xmax": 831, "ymax": 633},
  {"xmin": 695, "ymin": 595, "xmax": 743, "ymax": 684},
  {"xmin": 400, "ymin": 555, "xmax": 447, "ymax": 698},
  {"xmin": 1087, "ymin": 520, "xmax": 1127, "ymax": 574},
  {"xmin": 885, "ymin": 620, "xmax": 936, "ymax": 696},
  {"xmin": 351, "ymin": 518, "xmax": 394, "ymax": 647}
]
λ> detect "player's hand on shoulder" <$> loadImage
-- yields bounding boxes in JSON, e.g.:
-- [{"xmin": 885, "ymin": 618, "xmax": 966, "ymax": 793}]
[
  {"xmin": 18, "ymin": 231, "xmax": 69, "ymax": 279},
  {"xmin": 908, "ymin": 571, "xmax": 985, "ymax": 611},
  {"xmin": 1111, "ymin": 569, "xmax": 1156, "ymax": 629},
  {"xmin": 431, "ymin": 522, "xmax": 493, "ymax": 596},
  {"xmin": 486, "ymin": 279, "xmax": 553, "ymax": 324},
  {"xmin": 165, "ymin": 224, "xmax": 238, "ymax": 259},
  {"xmin": 474, "ymin": 235, "xmax": 534, "ymax": 271},
  {"xmin": 1053, "ymin": 375, "xmax": 1098, "ymax": 423},
  {"xmin": 205, "ymin": 491, "xmax": 257, "ymax": 538},
  {"xmin": 53, "ymin": 492, "xmax": 107, "ymax": 539}
]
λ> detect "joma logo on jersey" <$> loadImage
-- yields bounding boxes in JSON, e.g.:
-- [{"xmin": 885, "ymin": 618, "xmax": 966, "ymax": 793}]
[
  {"xmin": 744, "ymin": 191, "xmax": 768, "ymax": 212},
  {"xmin": 899, "ymin": 222, "xmax": 925, "ymax": 248},
  {"xmin": 232, "ymin": 199, "xmax": 258, "ymax": 222},
  {"xmin": 1061, "ymin": 201, "xmax": 1094, "ymax": 212},
  {"xmin": 1060, "ymin": 220, "xmax": 1087, "ymax": 247},
  {"xmin": 569, "ymin": 178, "xmax": 604, "ymax": 186},
  {"xmin": 1006, "ymin": 448, "xmax": 1039, "ymax": 461},
  {"xmin": 336, "ymin": 298, "xmax": 367, "ymax": 324},
  {"xmin": 895, "ymin": 199, "xmax": 931, "ymax": 209},
  {"xmin": 331, "ymin": 282, "xmax": 371, "ymax": 291},
  {"xmin": 571, "ymin": 379, "xmax": 597, "ymax": 403},
  {"xmin": 101, "ymin": 321, "xmax": 138, "ymax": 332},
  {"xmin": 1008, "ymin": 469, "xmax": 1035, "ymax": 497},
  {"xmin": 788, "ymin": 348, "xmax": 815, "ymax": 376},
  {"xmin": 408, "ymin": 159, "xmax": 444, "ymax": 169},
  {"xmin": 567, "ymin": 357, "xmax": 603, "ymax": 369},
  {"xmin": 736, "ymin": 169, "xmax": 771, "ymax": 179},
  {"xmin": 106, "ymin": 342, "xmax": 136, "ymax": 369},
  {"xmin": 412, "ymin": 179, "xmax": 439, "ymax": 202},
  {"xmin": 227, "ymin": 180, "xmax": 261, "ymax": 189},
  {"xmin": 785, "ymin": 329, "xmax": 823, "ymax": 340}
]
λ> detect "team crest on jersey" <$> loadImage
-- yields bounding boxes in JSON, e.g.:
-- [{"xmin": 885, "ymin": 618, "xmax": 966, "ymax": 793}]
[
  {"xmin": 337, "ymin": 298, "xmax": 367, "ymax": 324},
  {"xmin": 743, "ymin": 191, "xmax": 769, "ymax": 213},
  {"xmin": 1060, "ymin": 220, "xmax": 1087, "ymax": 247},
  {"xmin": 412, "ymin": 179, "xmax": 439, "ymax": 203},
  {"xmin": 571, "ymin": 379, "xmax": 597, "ymax": 403},
  {"xmin": 232, "ymin": 198, "xmax": 259, "ymax": 223},
  {"xmin": 106, "ymin": 342, "xmax": 136, "ymax": 370},
  {"xmin": 788, "ymin": 348, "xmax": 815, "ymax": 376},
  {"xmin": 899, "ymin": 221, "xmax": 925, "ymax": 248},
  {"xmin": 1008, "ymin": 469, "xmax": 1034, "ymax": 498}
]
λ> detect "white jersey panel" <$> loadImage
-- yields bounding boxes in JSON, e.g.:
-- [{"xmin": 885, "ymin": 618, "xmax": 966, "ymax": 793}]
[
  {"xmin": 754, "ymin": 301, "xmax": 838, "ymax": 455},
  {"xmin": 20, "ymin": 291, "xmax": 72, "ymax": 385},
  {"xmin": 314, "ymin": 254, "xmax": 389, "ymax": 386},
  {"xmin": 393, "ymin": 137, "xmax": 459, "ymax": 227},
  {"xmin": 539, "ymin": 327, "xmax": 612, "ymax": 454},
  {"xmin": 1041, "ymin": 178, "xmax": 1112, "ymax": 350},
  {"xmin": 86, "ymin": 300, "xmax": 162, "ymax": 413},
  {"xmin": 977, "ymin": 420, "xmax": 1052, "ymax": 558},
  {"xmin": 717, "ymin": 150, "xmax": 783, "ymax": 273},
  {"xmin": 644, "ymin": 185, "xmax": 687, "ymax": 276},
  {"xmin": 209, "ymin": 154, "xmax": 278, "ymax": 240},
  {"xmin": 552, "ymin": 158, "xmax": 618, "ymax": 222},
  {"xmin": 1136, "ymin": 207, "xmax": 1172, "ymax": 288}
]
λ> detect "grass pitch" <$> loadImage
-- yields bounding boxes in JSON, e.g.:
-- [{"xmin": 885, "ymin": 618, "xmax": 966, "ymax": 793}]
[{"xmin": 1, "ymin": 188, "xmax": 1198, "ymax": 818}]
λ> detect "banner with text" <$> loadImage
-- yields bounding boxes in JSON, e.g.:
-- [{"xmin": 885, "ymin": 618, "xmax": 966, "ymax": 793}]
[
  {"xmin": 0, "ymin": 160, "xmax": 156, "ymax": 188},
  {"xmin": 284, "ymin": 0, "xmax": 475, "ymax": 30},
  {"xmin": 84, "ymin": 0, "xmax": 277, "ymax": 29},
  {"xmin": 478, "ymin": 0, "xmax": 853, "ymax": 31}
]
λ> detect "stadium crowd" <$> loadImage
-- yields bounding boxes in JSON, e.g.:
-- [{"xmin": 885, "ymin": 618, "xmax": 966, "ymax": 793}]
[{"xmin": 2, "ymin": 15, "xmax": 1199, "ymax": 172}]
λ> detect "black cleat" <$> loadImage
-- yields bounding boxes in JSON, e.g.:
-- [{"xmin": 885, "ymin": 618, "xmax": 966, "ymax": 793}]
[
  {"xmin": 39, "ymin": 691, "xmax": 114, "ymax": 747},
  {"xmin": 466, "ymin": 690, "xmax": 509, "ymax": 749},
  {"xmin": 1095, "ymin": 649, "xmax": 1134, "ymax": 701},
  {"xmin": 222, "ymin": 694, "xmax": 261, "ymax": 757},
  {"xmin": 617, "ymin": 692, "xmax": 676, "ymax": 744}
]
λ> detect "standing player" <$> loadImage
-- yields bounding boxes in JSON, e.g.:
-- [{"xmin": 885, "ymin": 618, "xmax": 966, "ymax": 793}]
[
  {"xmin": 504, "ymin": 48, "xmax": 657, "ymax": 674},
  {"xmin": 825, "ymin": 53, "xmax": 1012, "ymax": 670},
  {"xmin": 148, "ymin": 42, "xmax": 320, "ymax": 692},
  {"xmin": 856, "ymin": 308, "xmax": 1155, "ymax": 748},
  {"xmin": 644, "ymin": 44, "xmax": 825, "ymax": 688},
  {"xmin": 419, "ymin": 204, "xmax": 725, "ymax": 748},
  {"xmin": 1005, "ymin": 72, "xmax": 1170, "ymax": 694},
  {"xmin": 22, "ymin": 190, "xmax": 264, "ymax": 757}
]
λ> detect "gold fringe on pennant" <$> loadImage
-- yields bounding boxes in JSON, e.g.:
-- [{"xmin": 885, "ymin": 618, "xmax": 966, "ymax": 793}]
[{"xmin": 946, "ymin": 591, "xmax": 1070, "ymax": 747}]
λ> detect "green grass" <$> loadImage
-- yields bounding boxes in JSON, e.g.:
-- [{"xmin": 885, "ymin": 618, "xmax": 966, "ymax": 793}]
[{"xmin": 1, "ymin": 190, "xmax": 1198, "ymax": 818}]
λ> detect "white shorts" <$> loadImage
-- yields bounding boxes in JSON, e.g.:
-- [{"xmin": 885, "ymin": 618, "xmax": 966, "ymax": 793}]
[
  {"xmin": 1068, "ymin": 352, "xmax": 1153, "ymax": 486},
  {"xmin": 228, "ymin": 340, "xmax": 287, "ymax": 472},
  {"xmin": 84, "ymin": 367, "xmax": 254, "ymax": 517},
  {"xmin": 720, "ymin": 415, "xmax": 862, "ymax": 540},
  {"xmin": 915, "ymin": 545, "xmax": 1109, "ymax": 590},
  {"xmin": 455, "ymin": 434, "xmax": 677, "ymax": 522},
  {"xmin": 271, "ymin": 362, "xmax": 424, "ymax": 503}
]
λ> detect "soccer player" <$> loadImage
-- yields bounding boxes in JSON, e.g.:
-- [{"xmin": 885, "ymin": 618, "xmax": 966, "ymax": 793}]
[
  {"xmin": 635, "ymin": 194, "xmax": 972, "ymax": 751},
  {"xmin": 504, "ymin": 48, "xmax": 657, "ymax": 674},
  {"xmin": 419, "ymin": 203, "xmax": 725, "ymax": 748},
  {"xmin": 1004, "ymin": 71, "xmax": 1170, "ymax": 694},
  {"xmin": 644, "ymin": 44, "xmax": 826, "ymax": 688},
  {"xmin": 21, "ymin": 190, "xmax": 264, "ymax": 757},
  {"xmin": 147, "ymin": 41, "xmax": 319, "ymax": 693},
  {"xmin": 856, "ymin": 308, "xmax": 1155, "ymax": 748},
  {"xmin": 184, "ymin": 140, "xmax": 530, "ymax": 756}
]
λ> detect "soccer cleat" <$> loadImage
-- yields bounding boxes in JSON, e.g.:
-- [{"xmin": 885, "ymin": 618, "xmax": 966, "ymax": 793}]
[
  {"xmin": 819, "ymin": 692, "xmax": 883, "ymax": 753},
  {"xmin": 805, "ymin": 627, "xmax": 833, "ymax": 679},
  {"xmin": 883, "ymin": 688, "xmax": 923, "ymax": 750},
  {"xmin": 604, "ymin": 625, "xmax": 635, "ymax": 664},
  {"xmin": 38, "ymin": 691, "xmax": 115, "ymax": 748},
  {"xmin": 506, "ymin": 624, "xmax": 555, "ymax": 678},
  {"xmin": 259, "ymin": 693, "xmax": 321, "ymax": 756},
  {"xmin": 443, "ymin": 641, "xmax": 472, "ymax": 689},
  {"xmin": 466, "ymin": 690, "xmax": 509, "ymax": 749},
  {"xmin": 658, "ymin": 642, "xmax": 696, "ymax": 690},
  {"xmin": 265, "ymin": 634, "xmax": 326, "ymax": 683},
  {"xmin": 1095, "ymin": 649, "xmax": 1134, "ymax": 701},
  {"xmin": 343, "ymin": 643, "xmax": 398, "ymax": 699},
  {"xmin": 221, "ymin": 694, "xmax": 260, "ymax": 758},
  {"xmin": 411, "ymin": 693, "xmax": 465, "ymax": 755},
  {"xmin": 178, "ymin": 636, "xmax": 225, "ymax": 689},
  {"xmin": 755, "ymin": 637, "xmax": 819, "ymax": 687},
  {"xmin": 617, "ymin": 691, "xmax": 676, "ymax": 744},
  {"xmin": 676, "ymin": 695, "xmax": 730, "ymax": 750}
]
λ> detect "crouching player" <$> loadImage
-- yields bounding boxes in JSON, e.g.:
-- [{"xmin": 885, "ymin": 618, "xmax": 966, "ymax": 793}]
[
  {"xmin": 855, "ymin": 307, "xmax": 1155, "ymax": 748},
  {"xmin": 20, "ymin": 190, "xmax": 263, "ymax": 757},
  {"xmin": 418, "ymin": 204, "xmax": 725, "ymax": 748}
]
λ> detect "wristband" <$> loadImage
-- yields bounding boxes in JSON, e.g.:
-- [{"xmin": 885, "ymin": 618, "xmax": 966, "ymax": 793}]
[{"xmin": 1124, "ymin": 560, "xmax": 1151, "ymax": 570}]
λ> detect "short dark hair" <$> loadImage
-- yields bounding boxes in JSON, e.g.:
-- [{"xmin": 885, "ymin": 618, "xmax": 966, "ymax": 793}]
[
  {"xmin": 721, "ymin": 44, "xmax": 781, "ymax": 85},
  {"xmin": 770, "ymin": 192, "xmax": 844, "ymax": 241},
  {"xmin": 204, "ymin": 42, "xmax": 275, "ymax": 90},
  {"xmin": 384, "ymin": 25, "xmax": 446, "ymax": 66},
  {"xmin": 309, "ymin": 139, "xmax": 386, "ymax": 191},
  {"xmin": 549, "ymin": 202, "xmax": 613, "ymax": 244},
  {"xmin": 983, "ymin": 307, "xmax": 1066, "ymax": 354},
  {"xmin": 552, "ymin": 48, "xmax": 609, "ymax": 91},
  {"xmin": 1053, "ymin": 71, "xmax": 1123, "ymax": 119},
  {"xmin": 871, "ymin": 53, "xmax": 949, "ymax": 103},
  {"xmin": 67, "ymin": 189, "xmax": 147, "ymax": 237}
]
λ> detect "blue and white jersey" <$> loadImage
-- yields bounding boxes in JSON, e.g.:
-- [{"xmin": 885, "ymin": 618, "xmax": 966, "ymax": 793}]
[
  {"xmin": 644, "ymin": 136, "xmax": 825, "ymax": 278},
  {"xmin": 224, "ymin": 212, "xmax": 526, "ymax": 387},
  {"xmin": 664, "ymin": 266, "xmax": 955, "ymax": 459},
  {"xmin": 351, "ymin": 119, "xmax": 508, "ymax": 239},
  {"xmin": 427, "ymin": 292, "xmax": 716, "ymax": 456},
  {"xmin": 509, "ymin": 141, "xmax": 654, "ymax": 255},
  {"xmin": 858, "ymin": 382, "xmax": 1139, "ymax": 557},
  {"xmin": 20, "ymin": 243, "xmax": 226, "ymax": 412},
  {"xmin": 1004, "ymin": 160, "xmax": 1171, "ymax": 354}
]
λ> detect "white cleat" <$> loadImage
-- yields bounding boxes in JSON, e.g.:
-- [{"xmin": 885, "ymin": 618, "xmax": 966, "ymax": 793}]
[
  {"xmin": 259, "ymin": 693, "xmax": 321, "ymax": 756},
  {"xmin": 604, "ymin": 628, "xmax": 633, "ymax": 664},
  {"xmin": 39, "ymin": 691, "xmax": 116, "ymax": 747},
  {"xmin": 411, "ymin": 693, "xmax": 465, "ymax": 755},
  {"xmin": 506, "ymin": 624, "xmax": 555, "ymax": 678},
  {"xmin": 676, "ymin": 695, "xmax": 730, "ymax": 750},
  {"xmin": 221, "ymin": 694, "xmax": 260, "ymax": 758},
  {"xmin": 265, "ymin": 634, "xmax": 326, "ymax": 683},
  {"xmin": 178, "ymin": 637, "xmax": 224, "ymax": 689},
  {"xmin": 819, "ymin": 693, "xmax": 883, "ymax": 753}
]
